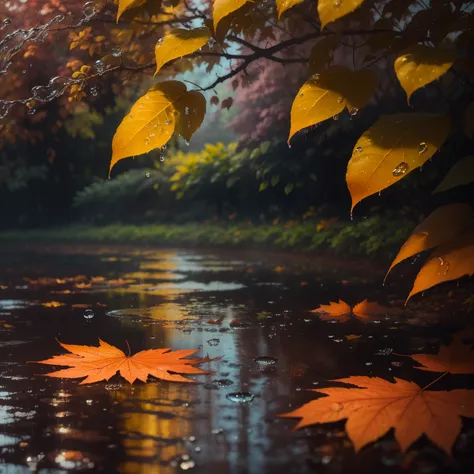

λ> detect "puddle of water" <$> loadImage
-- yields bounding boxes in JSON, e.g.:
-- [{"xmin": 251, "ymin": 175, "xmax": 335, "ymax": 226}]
[{"xmin": 0, "ymin": 245, "xmax": 472, "ymax": 474}]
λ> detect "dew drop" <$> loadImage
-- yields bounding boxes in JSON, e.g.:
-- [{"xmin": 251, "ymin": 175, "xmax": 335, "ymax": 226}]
[
  {"xmin": 418, "ymin": 142, "xmax": 427, "ymax": 154},
  {"xmin": 392, "ymin": 162, "xmax": 409, "ymax": 177}
]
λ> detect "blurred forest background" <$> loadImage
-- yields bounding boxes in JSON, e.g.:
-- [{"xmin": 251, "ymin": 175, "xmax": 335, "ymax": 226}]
[{"xmin": 1, "ymin": 0, "xmax": 473, "ymax": 258}]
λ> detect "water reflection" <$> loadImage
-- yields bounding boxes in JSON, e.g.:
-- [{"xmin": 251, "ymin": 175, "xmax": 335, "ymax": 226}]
[{"xmin": 0, "ymin": 246, "xmax": 472, "ymax": 473}]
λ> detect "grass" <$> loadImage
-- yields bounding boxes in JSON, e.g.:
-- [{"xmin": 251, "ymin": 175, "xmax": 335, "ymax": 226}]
[{"xmin": 0, "ymin": 216, "xmax": 414, "ymax": 257}]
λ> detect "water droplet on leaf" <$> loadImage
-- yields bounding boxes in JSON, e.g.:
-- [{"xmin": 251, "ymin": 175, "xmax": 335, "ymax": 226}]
[{"xmin": 392, "ymin": 162, "xmax": 409, "ymax": 177}]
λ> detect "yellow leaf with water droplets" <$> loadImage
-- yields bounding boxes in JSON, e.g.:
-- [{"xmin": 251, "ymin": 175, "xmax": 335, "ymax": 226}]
[
  {"xmin": 213, "ymin": 0, "xmax": 252, "ymax": 32},
  {"xmin": 346, "ymin": 113, "xmax": 450, "ymax": 211},
  {"xmin": 116, "ymin": 0, "xmax": 146, "ymax": 22},
  {"xmin": 465, "ymin": 101, "xmax": 474, "ymax": 140},
  {"xmin": 174, "ymin": 91, "xmax": 206, "ymax": 141},
  {"xmin": 276, "ymin": 0, "xmax": 304, "ymax": 18},
  {"xmin": 433, "ymin": 156, "xmax": 474, "ymax": 194},
  {"xmin": 386, "ymin": 204, "xmax": 473, "ymax": 279},
  {"xmin": 154, "ymin": 27, "xmax": 211, "ymax": 76},
  {"xmin": 110, "ymin": 81, "xmax": 205, "ymax": 173},
  {"xmin": 318, "ymin": 0, "xmax": 366, "ymax": 30},
  {"xmin": 394, "ymin": 45, "xmax": 455, "ymax": 103},
  {"xmin": 289, "ymin": 67, "xmax": 376, "ymax": 142},
  {"xmin": 407, "ymin": 230, "xmax": 474, "ymax": 302}
]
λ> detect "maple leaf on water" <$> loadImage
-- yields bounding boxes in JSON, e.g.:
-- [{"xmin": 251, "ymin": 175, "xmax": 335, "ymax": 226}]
[
  {"xmin": 35, "ymin": 339, "xmax": 207, "ymax": 385},
  {"xmin": 280, "ymin": 376, "xmax": 474, "ymax": 454},
  {"xmin": 411, "ymin": 336, "xmax": 474, "ymax": 374},
  {"xmin": 310, "ymin": 299, "xmax": 393, "ymax": 322}
]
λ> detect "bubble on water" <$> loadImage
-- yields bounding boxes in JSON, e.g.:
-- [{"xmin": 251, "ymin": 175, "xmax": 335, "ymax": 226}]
[
  {"xmin": 226, "ymin": 392, "xmax": 254, "ymax": 403},
  {"xmin": 83, "ymin": 309, "xmax": 94, "ymax": 320},
  {"xmin": 105, "ymin": 383, "xmax": 122, "ymax": 391},
  {"xmin": 254, "ymin": 356, "xmax": 277, "ymax": 366},
  {"xmin": 392, "ymin": 162, "xmax": 409, "ymax": 177},
  {"xmin": 207, "ymin": 338, "xmax": 219, "ymax": 346}
]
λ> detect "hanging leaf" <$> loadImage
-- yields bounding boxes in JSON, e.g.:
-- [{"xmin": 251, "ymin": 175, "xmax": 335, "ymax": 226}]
[
  {"xmin": 289, "ymin": 66, "xmax": 377, "ymax": 142},
  {"xmin": 433, "ymin": 156, "xmax": 474, "ymax": 193},
  {"xmin": 117, "ymin": 0, "xmax": 147, "ymax": 22},
  {"xmin": 174, "ymin": 90, "xmax": 207, "ymax": 141},
  {"xmin": 386, "ymin": 204, "xmax": 473, "ymax": 279},
  {"xmin": 213, "ymin": 0, "xmax": 251, "ymax": 32},
  {"xmin": 276, "ymin": 0, "xmax": 304, "ymax": 18},
  {"xmin": 318, "ymin": 0, "xmax": 366, "ymax": 30},
  {"xmin": 394, "ymin": 45, "xmax": 455, "ymax": 103},
  {"xmin": 346, "ymin": 113, "xmax": 450, "ymax": 211},
  {"xmin": 465, "ymin": 101, "xmax": 474, "ymax": 140},
  {"xmin": 35, "ymin": 339, "xmax": 208, "ymax": 384},
  {"xmin": 279, "ymin": 376, "xmax": 474, "ymax": 454},
  {"xmin": 411, "ymin": 337, "xmax": 474, "ymax": 374},
  {"xmin": 407, "ymin": 230, "xmax": 474, "ymax": 301},
  {"xmin": 110, "ymin": 81, "xmax": 205, "ymax": 173},
  {"xmin": 154, "ymin": 27, "xmax": 211, "ymax": 76}
]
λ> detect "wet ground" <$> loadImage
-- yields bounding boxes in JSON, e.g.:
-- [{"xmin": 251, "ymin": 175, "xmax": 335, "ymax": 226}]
[{"xmin": 0, "ymin": 244, "xmax": 473, "ymax": 474}]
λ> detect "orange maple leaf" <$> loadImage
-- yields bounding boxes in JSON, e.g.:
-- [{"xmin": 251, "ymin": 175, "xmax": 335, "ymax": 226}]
[
  {"xmin": 280, "ymin": 376, "xmax": 474, "ymax": 454},
  {"xmin": 310, "ymin": 299, "xmax": 392, "ymax": 322},
  {"xmin": 35, "ymin": 339, "xmax": 207, "ymax": 385},
  {"xmin": 411, "ymin": 336, "xmax": 474, "ymax": 374}
]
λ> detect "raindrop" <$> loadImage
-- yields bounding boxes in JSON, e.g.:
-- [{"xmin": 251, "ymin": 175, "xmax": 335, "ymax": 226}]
[
  {"xmin": 336, "ymin": 95, "xmax": 343, "ymax": 103},
  {"xmin": 254, "ymin": 356, "xmax": 277, "ymax": 366},
  {"xmin": 111, "ymin": 46, "xmax": 122, "ymax": 57},
  {"xmin": 348, "ymin": 106, "xmax": 358, "ymax": 116},
  {"xmin": 90, "ymin": 85, "xmax": 98, "ymax": 97},
  {"xmin": 164, "ymin": 120, "xmax": 172, "ymax": 125},
  {"xmin": 392, "ymin": 162, "xmax": 409, "ymax": 177},
  {"xmin": 0, "ymin": 102, "xmax": 12, "ymax": 119},
  {"xmin": 334, "ymin": 0, "xmax": 342, "ymax": 7},
  {"xmin": 332, "ymin": 113, "xmax": 339, "ymax": 120},
  {"xmin": 185, "ymin": 106, "xmax": 190, "ymax": 115},
  {"xmin": 82, "ymin": 1, "xmax": 97, "ymax": 19},
  {"xmin": 95, "ymin": 60, "xmax": 105, "ymax": 75},
  {"xmin": 355, "ymin": 146, "xmax": 363, "ymax": 153},
  {"xmin": 144, "ymin": 138, "xmax": 150, "ymax": 146},
  {"xmin": 330, "ymin": 402, "xmax": 343, "ymax": 412},
  {"xmin": 2, "ymin": 18, "xmax": 12, "ymax": 26},
  {"xmin": 145, "ymin": 172, "xmax": 151, "ymax": 177},
  {"xmin": 83, "ymin": 309, "xmax": 94, "ymax": 320},
  {"xmin": 184, "ymin": 139, "xmax": 190, "ymax": 146},
  {"xmin": 418, "ymin": 142, "xmax": 427, "ymax": 154},
  {"xmin": 207, "ymin": 338, "xmax": 220, "ymax": 346},
  {"xmin": 85, "ymin": 399, "xmax": 93, "ymax": 405},
  {"xmin": 226, "ymin": 392, "xmax": 254, "ymax": 403}
]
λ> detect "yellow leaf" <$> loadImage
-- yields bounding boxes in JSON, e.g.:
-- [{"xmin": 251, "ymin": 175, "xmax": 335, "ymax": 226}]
[
  {"xmin": 433, "ymin": 156, "xmax": 474, "ymax": 194},
  {"xmin": 213, "ymin": 0, "xmax": 252, "ymax": 32},
  {"xmin": 276, "ymin": 0, "xmax": 304, "ymax": 18},
  {"xmin": 407, "ymin": 230, "xmax": 474, "ymax": 302},
  {"xmin": 154, "ymin": 27, "xmax": 211, "ymax": 76},
  {"xmin": 289, "ymin": 67, "xmax": 376, "ymax": 142},
  {"xmin": 346, "ymin": 113, "xmax": 450, "ymax": 211},
  {"xmin": 386, "ymin": 204, "xmax": 473, "ymax": 279},
  {"xmin": 174, "ymin": 91, "xmax": 206, "ymax": 141},
  {"xmin": 465, "ymin": 101, "xmax": 474, "ymax": 140},
  {"xmin": 318, "ymin": 0, "xmax": 365, "ymax": 29},
  {"xmin": 394, "ymin": 45, "xmax": 455, "ymax": 103},
  {"xmin": 116, "ymin": 0, "xmax": 147, "ymax": 22},
  {"xmin": 110, "ymin": 81, "xmax": 205, "ymax": 173}
]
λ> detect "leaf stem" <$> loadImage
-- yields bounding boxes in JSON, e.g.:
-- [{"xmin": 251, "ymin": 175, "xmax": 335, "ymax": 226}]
[
  {"xmin": 421, "ymin": 371, "xmax": 448, "ymax": 391},
  {"xmin": 125, "ymin": 340, "xmax": 131, "ymax": 357}
]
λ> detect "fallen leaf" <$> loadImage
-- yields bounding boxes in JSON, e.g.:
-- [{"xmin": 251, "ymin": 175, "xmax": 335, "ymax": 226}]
[
  {"xmin": 42, "ymin": 301, "xmax": 66, "ymax": 308},
  {"xmin": 345, "ymin": 334, "xmax": 362, "ymax": 341},
  {"xmin": 411, "ymin": 337, "xmax": 474, "ymax": 374},
  {"xmin": 207, "ymin": 318, "xmax": 223, "ymax": 325},
  {"xmin": 35, "ymin": 339, "xmax": 207, "ymax": 384},
  {"xmin": 280, "ymin": 376, "xmax": 474, "ymax": 454},
  {"xmin": 71, "ymin": 304, "xmax": 92, "ymax": 309},
  {"xmin": 311, "ymin": 299, "xmax": 393, "ymax": 322}
]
